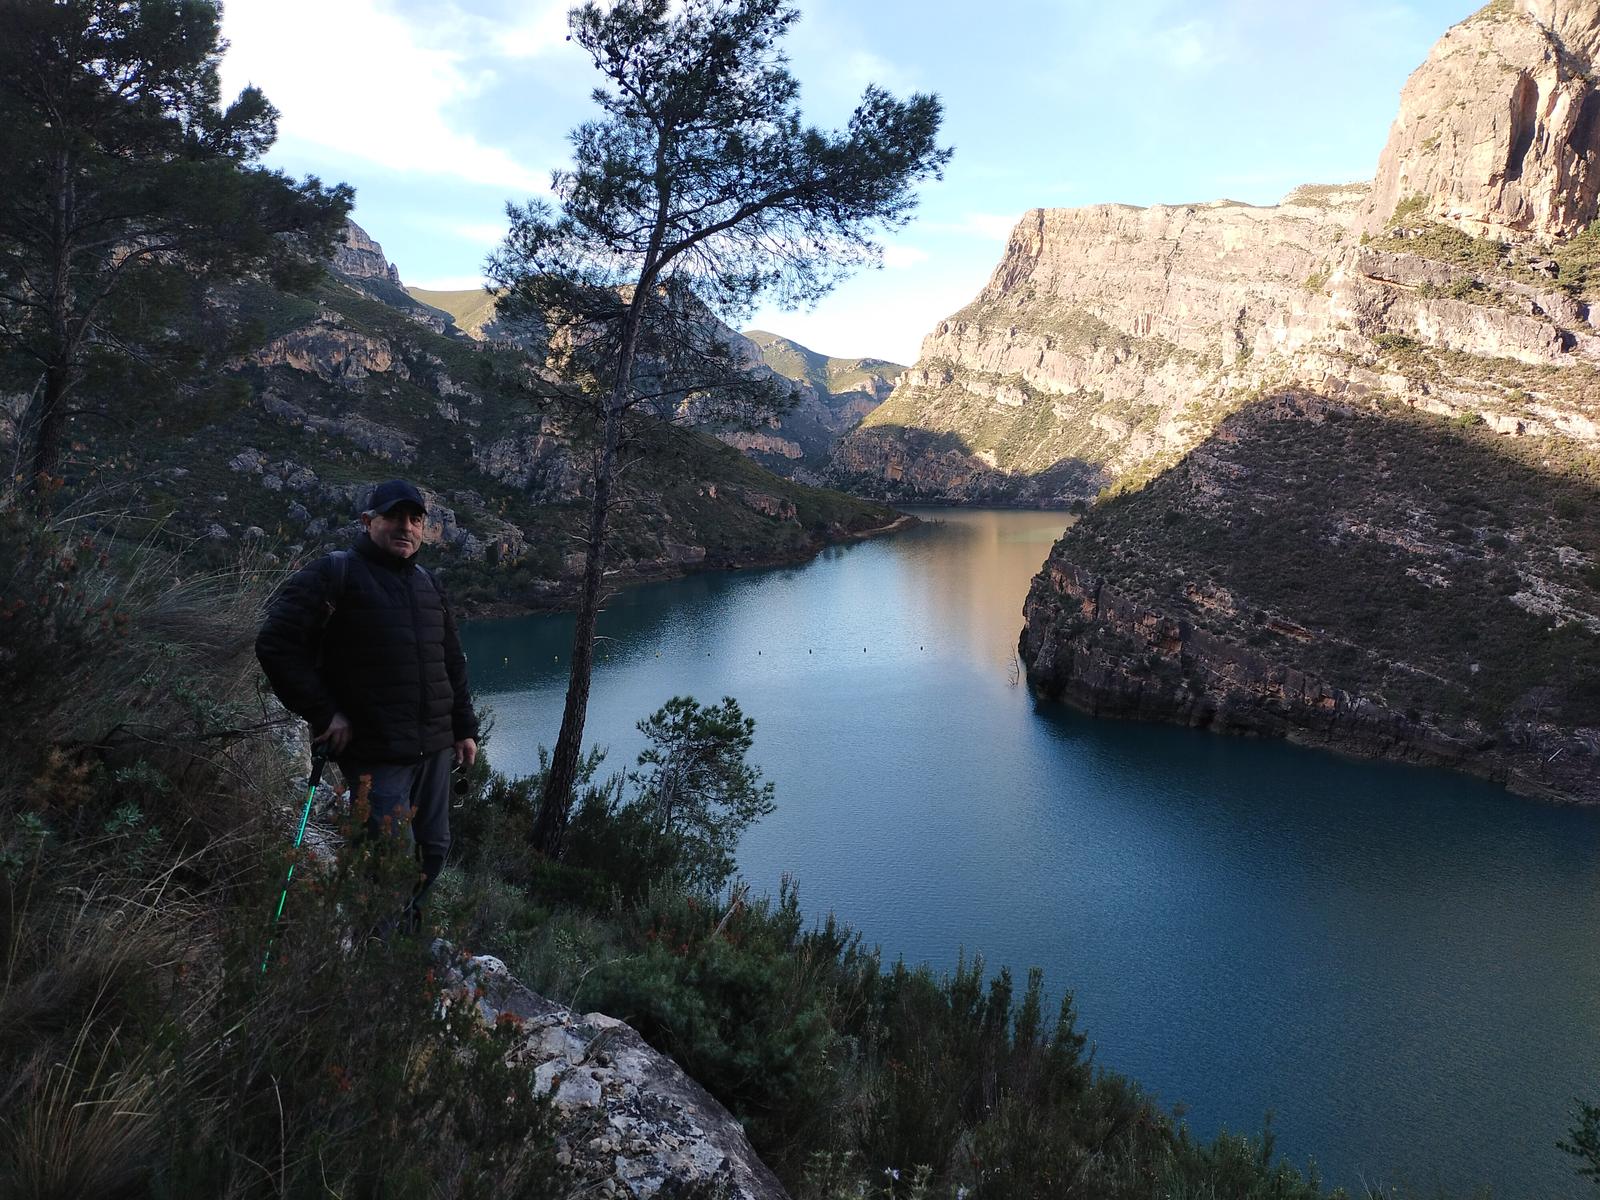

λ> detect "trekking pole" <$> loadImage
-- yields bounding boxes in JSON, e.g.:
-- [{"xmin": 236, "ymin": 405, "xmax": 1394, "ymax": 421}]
[{"xmin": 260, "ymin": 742, "xmax": 331, "ymax": 973}]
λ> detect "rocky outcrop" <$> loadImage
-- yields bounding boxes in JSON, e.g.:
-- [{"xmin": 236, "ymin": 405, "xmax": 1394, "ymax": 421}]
[
  {"xmin": 225, "ymin": 449, "xmax": 527, "ymax": 561},
  {"xmin": 333, "ymin": 220, "xmax": 404, "ymax": 286},
  {"xmin": 716, "ymin": 430, "xmax": 804, "ymax": 460},
  {"xmin": 254, "ymin": 316, "xmax": 403, "ymax": 385},
  {"xmin": 1020, "ymin": 393, "xmax": 1600, "ymax": 802},
  {"xmin": 1360, "ymin": 0, "xmax": 1600, "ymax": 240},
  {"xmin": 473, "ymin": 416, "xmax": 588, "ymax": 503},
  {"xmin": 445, "ymin": 953, "xmax": 788, "ymax": 1200}
]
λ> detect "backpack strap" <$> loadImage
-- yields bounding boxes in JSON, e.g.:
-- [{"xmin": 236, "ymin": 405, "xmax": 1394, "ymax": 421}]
[{"xmin": 314, "ymin": 550, "xmax": 351, "ymax": 668}]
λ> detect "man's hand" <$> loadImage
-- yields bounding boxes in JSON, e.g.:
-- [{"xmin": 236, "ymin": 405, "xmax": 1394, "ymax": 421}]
[
  {"xmin": 314, "ymin": 712, "xmax": 353, "ymax": 755},
  {"xmin": 454, "ymin": 737, "xmax": 478, "ymax": 768}
]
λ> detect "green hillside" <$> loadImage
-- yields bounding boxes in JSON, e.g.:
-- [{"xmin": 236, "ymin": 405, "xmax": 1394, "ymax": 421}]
[
  {"xmin": 405, "ymin": 285, "xmax": 504, "ymax": 337},
  {"xmin": 744, "ymin": 328, "xmax": 905, "ymax": 395}
]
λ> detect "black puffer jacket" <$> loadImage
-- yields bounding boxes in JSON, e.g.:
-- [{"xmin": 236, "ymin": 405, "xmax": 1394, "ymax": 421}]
[{"xmin": 256, "ymin": 534, "xmax": 479, "ymax": 763}]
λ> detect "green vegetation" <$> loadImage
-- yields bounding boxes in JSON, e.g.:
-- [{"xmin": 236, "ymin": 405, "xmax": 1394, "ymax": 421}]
[
  {"xmin": 745, "ymin": 328, "xmax": 906, "ymax": 397},
  {"xmin": 0, "ymin": 505, "xmax": 1388, "ymax": 1199},
  {"xmin": 1389, "ymin": 194, "xmax": 1431, "ymax": 225},
  {"xmin": 406, "ymin": 285, "xmax": 506, "ymax": 336},
  {"xmin": 1375, "ymin": 215, "xmax": 1600, "ymax": 300},
  {"xmin": 1281, "ymin": 183, "xmax": 1369, "ymax": 209},
  {"xmin": 0, "ymin": 0, "xmax": 351, "ymax": 488},
  {"xmin": 484, "ymin": 0, "xmax": 951, "ymax": 836},
  {"xmin": 0, "ymin": 514, "xmax": 556, "ymax": 1197}
]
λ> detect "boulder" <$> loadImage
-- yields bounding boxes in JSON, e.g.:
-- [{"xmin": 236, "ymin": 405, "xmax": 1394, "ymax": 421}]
[{"xmin": 445, "ymin": 954, "xmax": 789, "ymax": 1200}]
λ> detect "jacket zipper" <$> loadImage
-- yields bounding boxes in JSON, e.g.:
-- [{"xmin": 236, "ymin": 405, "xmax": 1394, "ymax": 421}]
[{"xmin": 410, "ymin": 567, "xmax": 425, "ymax": 757}]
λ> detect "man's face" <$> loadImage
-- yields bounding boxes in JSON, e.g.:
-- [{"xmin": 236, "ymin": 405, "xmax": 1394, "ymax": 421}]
[{"xmin": 364, "ymin": 504, "xmax": 425, "ymax": 558}]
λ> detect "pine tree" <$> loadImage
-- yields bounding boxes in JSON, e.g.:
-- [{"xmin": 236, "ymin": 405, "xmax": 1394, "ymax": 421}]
[
  {"xmin": 488, "ymin": 0, "xmax": 950, "ymax": 855},
  {"xmin": 0, "ymin": 0, "xmax": 351, "ymax": 494}
]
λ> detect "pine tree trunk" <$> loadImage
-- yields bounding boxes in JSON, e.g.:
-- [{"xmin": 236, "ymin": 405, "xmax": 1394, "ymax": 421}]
[
  {"xmin": 530, "ymin": 400, "xmax": 621, "ymax": 856},
  {"xmin": 531, "ymin": 297, "xmax": 647, "ymax": 856},
  {"xmin": 27, "ymin": 365, "xmax": 69, "ymax": 488},
  {"xmin": 29, "ymin": 145, "xmax": 75, "ymax": 494}
]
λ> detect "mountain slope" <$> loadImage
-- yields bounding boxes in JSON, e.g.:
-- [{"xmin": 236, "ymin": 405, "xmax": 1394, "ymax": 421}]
[
  {"xmin": 1020, "ymin": 392, "xmax": 1600, "ymax": 800},
  {"xmin": 63, "ymin": 225, "xmax": 902, "ymax": 614},
  {"xmin": 405, "ymin": 286, "xmax": 502, "ymax": 338},
  {"xmin": 725, "ymin": 330, "xmax": 902, "ymax": 477}
]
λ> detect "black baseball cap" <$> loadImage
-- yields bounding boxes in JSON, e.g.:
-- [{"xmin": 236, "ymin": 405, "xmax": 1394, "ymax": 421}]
[{"xmin": 367, "ymin": 479, "xmax": 427, "ymax": 515}]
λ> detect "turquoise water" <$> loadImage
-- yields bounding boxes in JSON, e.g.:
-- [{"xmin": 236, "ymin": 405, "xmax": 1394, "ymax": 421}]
[{"xmin": 463, "ymin": 508, "xmax": 1600, "ymax": 1198}]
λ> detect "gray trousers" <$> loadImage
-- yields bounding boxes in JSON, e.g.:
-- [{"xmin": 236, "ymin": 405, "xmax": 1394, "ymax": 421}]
[{"xmin": 340, "ymin": 747, "xmax": 453, "ymax": 917}]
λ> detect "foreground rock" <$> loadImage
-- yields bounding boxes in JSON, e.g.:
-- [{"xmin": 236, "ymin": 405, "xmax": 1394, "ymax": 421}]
[{"xmin": 447, "ymin": 953, "xmax": 789, "ymax": 1200}]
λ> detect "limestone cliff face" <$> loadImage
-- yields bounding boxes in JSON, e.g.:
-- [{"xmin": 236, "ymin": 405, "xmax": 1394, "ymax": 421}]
[
  {"xmin": 832, "ymin": 189, "xmax": 1362, "ymax": 504},
  {"xmin": 332, "ymin": 220, "xmax": 403, "ymax": 286},
  {"xmin": 833, "ymin": 2, "xmax": 1600, "ymax": 508},
  {"xmin": 1360, "ymin": 0, "xmax": 1600, "ymax": 240}
]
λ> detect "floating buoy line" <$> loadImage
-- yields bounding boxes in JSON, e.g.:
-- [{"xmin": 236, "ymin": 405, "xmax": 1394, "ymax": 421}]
[{"xmin": 498, "ymin": 644, "xmax": 933, "ymax": 668}]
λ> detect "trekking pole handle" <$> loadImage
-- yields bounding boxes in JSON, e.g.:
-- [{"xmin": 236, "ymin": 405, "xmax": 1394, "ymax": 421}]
[{"xmin": 309, "ymin": 740, "xmax": 330, "ymax": 788}]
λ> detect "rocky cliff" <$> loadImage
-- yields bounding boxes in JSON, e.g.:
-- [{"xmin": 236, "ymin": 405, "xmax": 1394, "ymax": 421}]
[
  {"xmin": 1360, "ymin": 0, "xmax": 1600, "ymax": 241},
  {"xmin": 831, "ymin": 188, "xmax": 1365, "ymax": 505},
  {"xmin": 994, "ymin": 0, "xmax": 1600, "ymax": 800},
  {"xmin": 67, "ymin": 222, "xmax": 901, "ymax": 614},
  {"xmin": 1020, "ymin": 392, "xmax": 1600, "ymax": 801},
  {"xmin": 833, "ymin": 2, "xmax": 1600, "ymax": 507}
]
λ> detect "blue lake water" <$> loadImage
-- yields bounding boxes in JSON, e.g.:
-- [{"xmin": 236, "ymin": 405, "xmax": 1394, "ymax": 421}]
[{"xmin": 463, "ymin": 507, "xmax": 1600, "ymax": 1198}]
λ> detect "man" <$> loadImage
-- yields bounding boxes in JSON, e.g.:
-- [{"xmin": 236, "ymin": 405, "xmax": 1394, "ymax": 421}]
[{"xmin": 256, "ymin": 479, "xmax": 479, "ymax": 932}]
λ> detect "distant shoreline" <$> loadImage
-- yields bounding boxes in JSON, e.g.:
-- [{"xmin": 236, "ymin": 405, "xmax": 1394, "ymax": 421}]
[{"xmin": 458, "ymin": 510, "xmax": 919, "ymax": 621}]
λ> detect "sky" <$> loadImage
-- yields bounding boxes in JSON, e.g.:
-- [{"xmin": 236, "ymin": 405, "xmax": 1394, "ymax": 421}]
[{"xmin": 218, "ymin": 0, "xmax": 1480, "ymax": 365}]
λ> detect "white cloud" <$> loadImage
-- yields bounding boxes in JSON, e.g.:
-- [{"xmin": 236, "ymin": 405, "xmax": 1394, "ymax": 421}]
[
  {"xmin": 881, "ymin": 244, "xmax": 930, "ymax": 269},
  {"xmin": 491, "ymin": 2, "xmax": 569, "ymax": 58},
  {"xmin": 924, "ymin": 212, "xmax": 1022, "ymax": 242},
  {"xmin": 1158, "ymin": 20, "xmax": 1220, "ymax": 71},
  {"xmin": 749, "ymin": 275, "xmax": 981, "ymax": 366},
  {"xmin": 451, "ymin": 221, "xmax": 509, "ymax": 244},
  {"xmin": 219, "ymin": 0, "xmax": 543, "ymax": 191}
]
